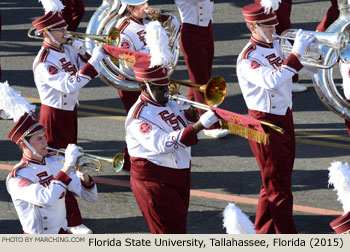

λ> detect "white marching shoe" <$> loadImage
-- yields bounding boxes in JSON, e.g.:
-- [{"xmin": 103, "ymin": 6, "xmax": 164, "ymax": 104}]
[
  {"xmin": 292, "ymin": 82, "xmax": 307, "ymax": 93},
  {"xmin": 203, "ymin": 128, "xmax": 230, "ymax": 139},
  {"xmin": 67, "ymin": 224, "xmax": 93, "ymax": 234}
]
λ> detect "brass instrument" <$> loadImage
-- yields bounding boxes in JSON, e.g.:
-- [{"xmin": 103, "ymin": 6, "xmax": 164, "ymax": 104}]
[
  {"xmin": 47, "ymin": 147, "xmax": 124, "ymax": 173},
  {"xmin": 86, "ymin": 0, "xmax": 181, "ymax": 91},
  {"xmin": 27, "ymin": 26, "xmax": 120, "ymax": 47},
  {"xmin": 273, "ymin": 29, "xmax": 348, "ymax": 69},
  {"xmin": 169, "ymin": 76, "xmax": 227, "ymax": 107}
]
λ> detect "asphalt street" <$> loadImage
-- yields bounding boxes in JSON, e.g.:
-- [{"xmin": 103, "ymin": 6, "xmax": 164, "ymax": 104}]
[{"xmin": 0, "ymin": 0, "xmax": 349, "ymax": 234}]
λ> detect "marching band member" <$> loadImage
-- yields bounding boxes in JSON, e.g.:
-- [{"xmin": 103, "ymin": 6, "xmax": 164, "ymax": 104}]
[
  {"xmin": 118, "ymin": 52, "xmax": 220, "ymax": 233},
  {"xmin": 32, "ymin": 0, "xmax": 107, "ymax": 234},
  {"xmin": 236, "ymin": 1, "xmax": 317, "ymax": 233},
  {"xmin": 175, "ymin": 0, "xmax": 229, "ymax": 139},
  {"xmin": 255, "ymin": 0, "xmax": 307, "ymax": 92},
  {"xmin": 116, "ymin": 0, "xmax": 179, "ymax": 171},
  {"xmin": 0, "ymin": 82, "xmax": 97, "ymax": 234}
]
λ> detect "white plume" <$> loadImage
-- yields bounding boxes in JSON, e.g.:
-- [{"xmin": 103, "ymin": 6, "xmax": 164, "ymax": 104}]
[
  {"xmin": 223, "ymin": 203, "xmax": 255, "ymax": 234},
  {"xmin": 260, "ymin": 0, "xmax": 281, "ymax": 14},
  {"xmin": 144, "ymin": 20, "xmax": 172, "ymax": 68},
  {"xmin": 39, "ymin": 0, "xmax": 65, "ymax": 14},
  {"xmin": 0, "ymin": 81, "xmax": 36, "ymax": 122},
  {"xmin": 328, "ymin": 161, "xmax": 350, "ymax": 213}
]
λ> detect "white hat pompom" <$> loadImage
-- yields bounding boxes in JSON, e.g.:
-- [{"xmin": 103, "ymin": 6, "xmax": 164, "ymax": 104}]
[
  {"xmin": 328, "ymin": 161, "xmax": 350, "ymax": 213},
  {"xmin": 223, "ymin": 203, "xmax": 256, "ymax": 234},
  {"xmin": 0, "ymin": 81, "xmax": 36, "ymax": 122},
  {"xmin": 144, "ymin": 20, "xmax": 173, "ymax": 68},
  {"xmin": 39, "ymin": 0, "xmax": 65, "ymax": 14},
  {"xmin": 260, "ymin": 0, "xmax": 281, "ymax": 14}
]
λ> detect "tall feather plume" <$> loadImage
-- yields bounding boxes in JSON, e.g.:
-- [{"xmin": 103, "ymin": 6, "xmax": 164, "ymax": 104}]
[
  {"xmin": 223, "ymin": 203, "xmax": 256, "ymax": 234},
  {"xmin": 144, "ymin": 21, "xmax": 173, "ymax": 68},
  {"xmin": 328, "ymin": 161, "xmax": 350, "ymax": 213},
  {"xmin": 260, "ymin": 0, "xmax": 281, "ymax": 14},
  {"xmin": 38, "ymin": 0, "xmax": 65, "ymax": 14},
  {"xmin": 0, "ymin": 81, "xmax": 36, "ymax": 122}
]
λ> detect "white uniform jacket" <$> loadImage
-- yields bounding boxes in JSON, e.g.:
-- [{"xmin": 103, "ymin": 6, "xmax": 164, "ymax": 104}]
[
  {"xmin": 116, "ymin": 16, "xmax": 151, "ymax": 77},
  {"xmin": 175, "ymin": 0, "xmax": 213, "ymax": 26},
  {"xmin": 33, "ymin": 42, "xmax": 99, "ymax": 111},
  {"xmin": 236, "ymin": 37, "xmax": 318, "ymax": 115},
  {"xmin": 6, "ymin": 153, "xmax": 97, "ymax": 234},
  {"xmin": 125, "ymin": 94, "xmax": 198, "ymax": 169}
]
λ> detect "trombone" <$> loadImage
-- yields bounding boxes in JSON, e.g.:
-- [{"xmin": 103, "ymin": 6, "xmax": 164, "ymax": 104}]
[
  {"xmin": 27, "ymin": 26, "xmax": 120, "ymax": 47},
  {"xmin": 169, "ymin": 76, "xmax": 226, "ymax": 107},
  {"xmin": 47, "ymin": 147, "xmax": 124, "ymax": 173}
]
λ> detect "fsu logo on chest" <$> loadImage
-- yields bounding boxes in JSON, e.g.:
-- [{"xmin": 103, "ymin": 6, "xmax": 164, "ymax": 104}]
[
  {"xmin": 265, "ymin": 53, "xmax": 283, "ymax": 69},
  {"xmin": 159, "ymin": 110, "xmax": 181, "ymax": 131},
  {"xmin": 36, "ymin": 171, "xmax": 54, "ymax": 187},
  {"xmin": 60, "ymin": 58, "xmax": 77, "ymax": 75},
  {"xmin": 137, "ymin": 30, "xmax": 147, "ymax": 46}
]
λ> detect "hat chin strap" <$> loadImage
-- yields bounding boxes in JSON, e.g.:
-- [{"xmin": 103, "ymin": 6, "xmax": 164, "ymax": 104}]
[
  {"xmin": 46, "ymin": 30, "xmax": 61, "ymax": 45},
  {"xmin": 254, "ymin": 24, "xmax": 272, "ymax": 43},
  {"xmin": 22, "ymin": 139, "xmax": 43, "ymax": 159},
  {"xmin": 146, "ymin": 83, "xmax": 159, "ymax": 103}
]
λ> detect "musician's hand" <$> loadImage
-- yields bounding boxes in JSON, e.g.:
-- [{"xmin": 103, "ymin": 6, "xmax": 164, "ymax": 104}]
[
  {"xmin": 71, "ymin": 40, "xmax": 86, "ymax": 55},
  {"xmin": 199, "ymin": 109, "xmax": 220, "ymax": 128},
  {"xmin": 176, "ymin": 94, "xmax": 191, "ymax": 111},
  {"xmin": 292, "ymin": 29, "xmax": 316, "ymax": 57},
  {"xmin": 64, "ymin": 144, "xmax": 83, "ymax": 167},
  {"xmin": 147, "ymin": 7, "xmax": 161, "ymax": 19},
  {"xmin": 88, "ymin": 45, "xmax": 108, "ymax": 68}
]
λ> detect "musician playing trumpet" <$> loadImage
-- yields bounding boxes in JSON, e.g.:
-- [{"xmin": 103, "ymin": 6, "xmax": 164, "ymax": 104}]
[
  {"xmin": 1, "ymin": 82, "xmax": 97, "ymax": 234},
  {"xmin": 31, "ymin": 0, "xmax": 107, "ymax": 234}
]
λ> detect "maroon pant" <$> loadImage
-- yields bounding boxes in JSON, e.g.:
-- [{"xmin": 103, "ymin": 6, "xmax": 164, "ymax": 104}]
[
  {"xmin": 180, "ymin": 22, "xmax": 220, "ymax": 129},
  {"xmin": 38, "ymin": 104, "xmax": 82, "ymax": 227},
  {"xmin": 62, "ymin": 0, "xmax": 85, "ymax": 32},
  {"xmin": 130, "ymin": 157, "xmax": 191, "ymax": 233},
  {"xmin": 248, "ymin": 108, "xmax": 297, "ymax": 234},
  {"xmin": 316, "ymin": 0, "xmax": 339, "ymax": 32}
]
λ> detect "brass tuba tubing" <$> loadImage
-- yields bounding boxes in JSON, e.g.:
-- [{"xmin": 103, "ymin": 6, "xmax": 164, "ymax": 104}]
[{"xmin": 46, "ymin": 147, "xmax": 124, "ymax": 173}]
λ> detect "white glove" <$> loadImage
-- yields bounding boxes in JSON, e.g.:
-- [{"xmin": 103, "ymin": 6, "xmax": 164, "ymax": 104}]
[
  {"xmin": 88, "ymin": 46, "xmax": 108, "ymax": 68},
  {"xmin": 176, "ymin": 94, "xmax": 191, "ymax": 110},
  {"xmin": 292, "ymin": 29, "xmax": 316, "ymax": 56},
  {"xmin": 71, "ymin": 40, "xmax": 86, "ymax": 55},
  {"xmin": 199, "ymin": 109, "xmax": 219, "ymax": 128},
  {"xmin": 64, "ymin": 144, "xmax": 83, "ymax": 167}
]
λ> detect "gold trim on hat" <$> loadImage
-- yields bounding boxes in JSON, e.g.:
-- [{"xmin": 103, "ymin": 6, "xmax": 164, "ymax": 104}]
[
  {"xmin": 37, "ymin": 19, "xmax": 67, "ymax": 33},
  {"xmin": 10, "ymin": 115, "xmax": 30, "ymax": 141},
  {"xmin": 243, "ymin": 10, "xmax": 269, "ymax": 17},
  {"xmin": 332, "ymin": 217, "xmax": 350, "ymax": 230},
  {"xmin": 17, "ymin": 122, "xmax": 43, "ymax": 144},
  {"xmin": 247, "ymin": 16, "xmax": 278, "ymax": 24}
]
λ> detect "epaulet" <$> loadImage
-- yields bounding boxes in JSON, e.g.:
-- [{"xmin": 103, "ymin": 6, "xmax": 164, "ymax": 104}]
[
  {"xmin": 9, "ymin": 161, "xmax": 29, "ymax": 178},
  {"xmin": 132, "ymin": 101, "xmax": 147, "ymax": 119},
  {"xmin": 242, "ymin": 44, "xmax": 256, "ymax": 59},
  {"xmin": 118, "ymin": 18, "xmax": 130, "ymax": 33},
  {"xmin": 38, "ymin": 48, "xmax": 50, "ymax": 63}
]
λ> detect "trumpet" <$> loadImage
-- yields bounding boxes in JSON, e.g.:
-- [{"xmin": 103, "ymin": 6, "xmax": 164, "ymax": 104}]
[
  {"xmin": 169, "ymin": 76, "xmax": 226, "ymax": 107},
  {"xmin": 27, "ymin": 26, "xmax": 120, "ymax": 47},
  {"xmin": 47, "ymin": 147, "xmax": 124, "ymax": 173}
]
